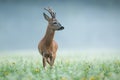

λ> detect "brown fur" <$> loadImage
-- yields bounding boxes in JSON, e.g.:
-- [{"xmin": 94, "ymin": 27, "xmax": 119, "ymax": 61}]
[
  {"xmin": 38, "ymin": 7, "xmax": 64, "ymax": 68},
  {"xmin": 38, "ymin": 28, "xmax": 58, "ymax": 68}
]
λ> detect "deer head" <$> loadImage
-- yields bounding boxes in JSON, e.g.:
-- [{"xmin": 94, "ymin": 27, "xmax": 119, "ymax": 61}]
[{"xmin": 43, "ymin": 7, "xmax": 64, "ymax": 31}]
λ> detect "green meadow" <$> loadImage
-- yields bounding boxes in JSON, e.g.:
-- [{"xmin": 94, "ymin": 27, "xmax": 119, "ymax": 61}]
[{"xmin": 0, "ymin": 50, "xmax": 120, "ymax": 80}]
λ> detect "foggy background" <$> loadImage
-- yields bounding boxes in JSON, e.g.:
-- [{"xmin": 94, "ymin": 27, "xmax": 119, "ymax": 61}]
[{"xmin": 0, "ymin": 0, "xmax": 120, "ymax": 52}]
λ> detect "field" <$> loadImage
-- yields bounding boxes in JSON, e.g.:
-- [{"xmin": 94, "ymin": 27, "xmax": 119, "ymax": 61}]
[{"xmin": 0, "ymin": 50, "xmax": 120, "ymax": 80}]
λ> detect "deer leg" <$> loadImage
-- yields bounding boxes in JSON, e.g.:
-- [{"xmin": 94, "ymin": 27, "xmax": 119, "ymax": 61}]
[
  {"xmin": 47, "ymin": 57, "xmax": 50, "ymax": 64},
  {"xmin": 43, "ymin": 53, "xmax": 46, "ymax": 68},
  {"xmin": 43, "ymin": 57, "xmax": 46, "ymax": 68},
  {"xmin": 49, "ymin": 56, "xmax": 53, "ymax": 69},
  {"xmin": 50, "ymin": 55, "xmax": 55, "ymax": 67},
  {"xmin": 49, "ymin": 53, "xmax": 56, "ymax": 66},
  {"xmin": 47, "ymin": 57, "xmax": 54, "ymax": 67}
]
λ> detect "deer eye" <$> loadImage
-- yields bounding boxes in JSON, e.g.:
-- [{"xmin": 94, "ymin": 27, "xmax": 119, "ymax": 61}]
[{"xmin": 53, "ymin": 22, "xmax": 57, "ymax": 24}]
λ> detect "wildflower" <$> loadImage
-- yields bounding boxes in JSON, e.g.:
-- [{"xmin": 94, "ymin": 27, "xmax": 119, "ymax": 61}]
[
  {"xmin": 81, "ymin": 77, "xmax": 86, "ymax": 80},
  {"xmin": 61, "ymin": 77, "xmax": 67, "ymax": 80},
  {"xmin": 35, "ymin": 68, "xmax": 40, "ymax": 72},
  {"xmin": 108, "ymin": 73, "xmax": 112, "ymax": 77},
  {"xmin": 114, "ymin": 60, "xmax": 120, "ymax": 64},
  {"xmin": 12, "ymin": 62, "xmax": 15, "ymax": 65},
  {"xmin": 4, "ymin": 71, "xmax": 9, "ymax": 76},
  {"xmin": 89, "ymin": 76, "xmax": 95, "ymax": 80}
]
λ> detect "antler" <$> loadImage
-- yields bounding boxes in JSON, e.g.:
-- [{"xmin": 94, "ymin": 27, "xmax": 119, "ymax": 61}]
[{"xmin": 44, "ymin": 7, "xmax": 56, "ymax": 18}]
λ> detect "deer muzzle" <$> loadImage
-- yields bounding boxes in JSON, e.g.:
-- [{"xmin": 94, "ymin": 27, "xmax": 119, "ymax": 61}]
[{"xmin": 57, "ymin": 26, "xmax": 64, "ymax": 30}]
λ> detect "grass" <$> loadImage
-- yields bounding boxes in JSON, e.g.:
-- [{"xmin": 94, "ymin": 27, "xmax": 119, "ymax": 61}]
[{"xmin": 0, "ymin": 50, "xmax": 120, "ymax": 80}]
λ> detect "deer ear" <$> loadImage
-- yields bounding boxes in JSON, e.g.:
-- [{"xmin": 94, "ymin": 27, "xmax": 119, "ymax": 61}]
[{"xmin": 43, "ymin": 13, "xmax": 50, "ymax": 21}]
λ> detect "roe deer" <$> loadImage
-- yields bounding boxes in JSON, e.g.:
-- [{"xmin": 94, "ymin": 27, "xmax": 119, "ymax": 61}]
[{"xmin": 38, "ymin": 7, "xmax": 64, "ymax": 68}]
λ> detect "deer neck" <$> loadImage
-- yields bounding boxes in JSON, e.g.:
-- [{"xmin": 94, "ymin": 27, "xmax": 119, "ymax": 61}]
[{"xmin": 43, "ymin": 26, "xmax": 55, "ymax": 47}]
